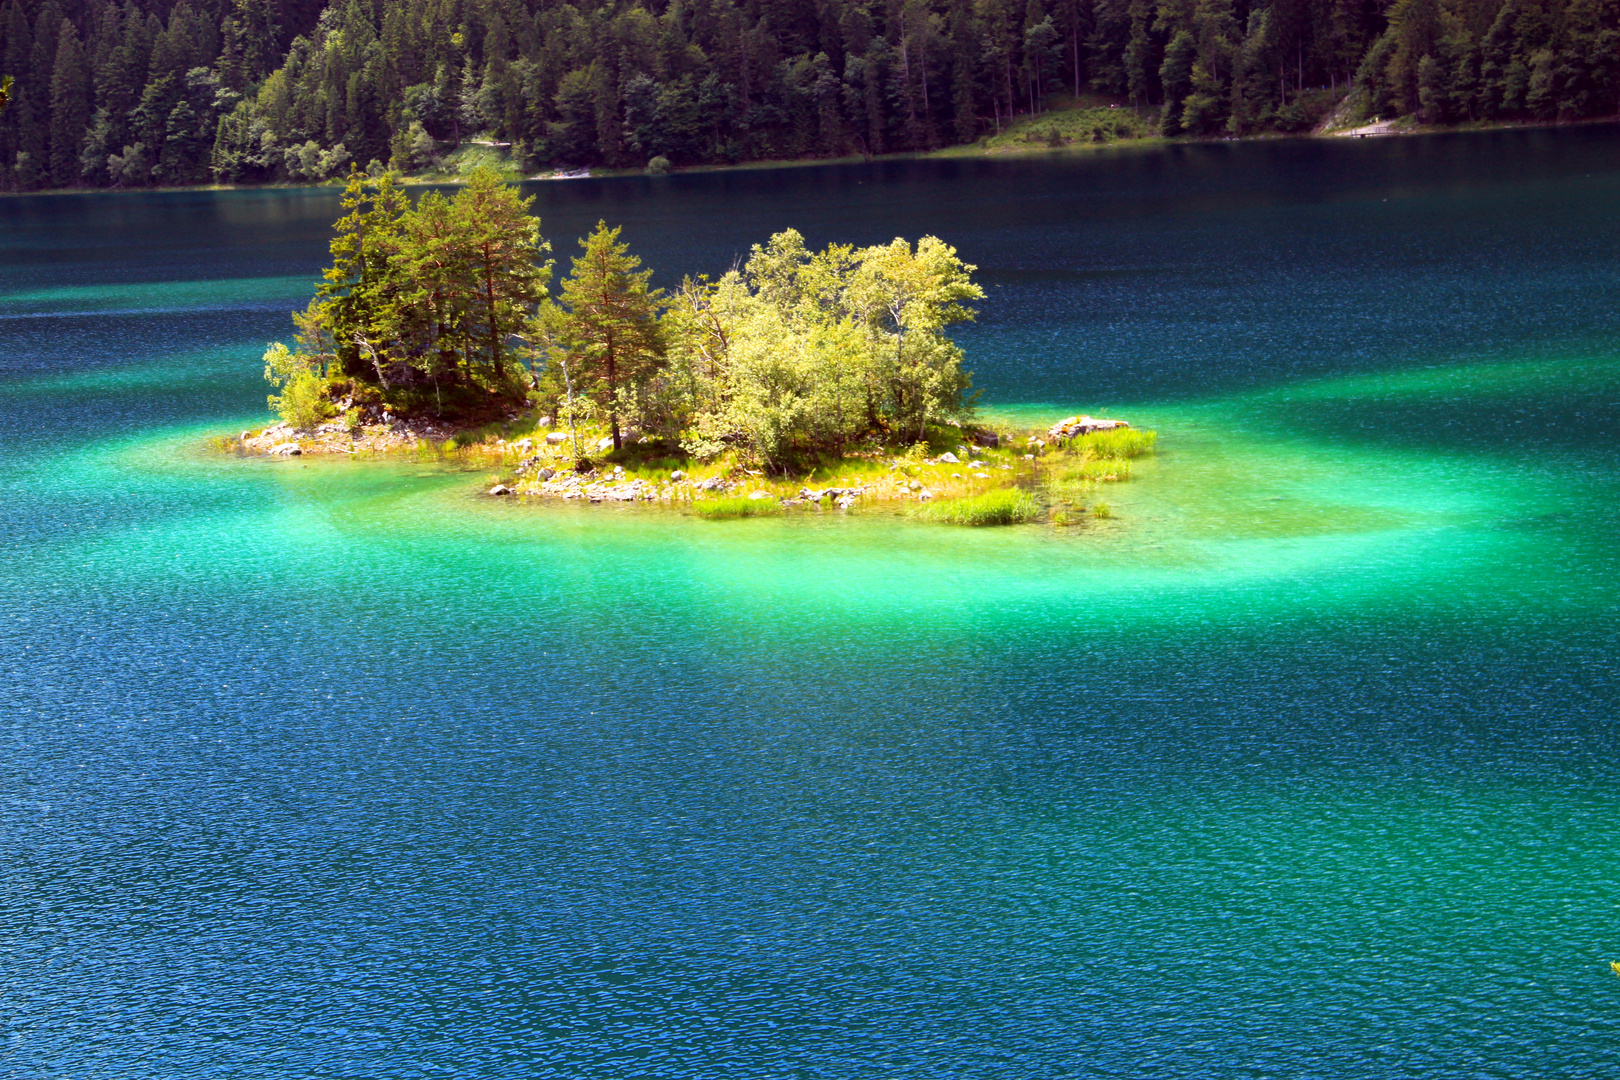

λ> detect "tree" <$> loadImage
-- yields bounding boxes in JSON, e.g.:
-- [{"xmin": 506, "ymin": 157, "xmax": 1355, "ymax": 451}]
[
  {"xmin": 270, "ymin": 165, "xmax": 553, "ymax": 420},
  {"xmin": 48, "ymin": 19, "xmax": 89, "ymax": 186},
  {"xmin": 552, "ymin": 221, "xmax": 665, "ymax": 450},
  {"xmin": 665, "ymin": 229, "xmax": 983, "ymax": 467}
]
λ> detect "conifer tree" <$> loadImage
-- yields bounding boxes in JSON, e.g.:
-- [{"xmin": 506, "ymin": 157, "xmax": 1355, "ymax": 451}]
[
  {"xmin": 48, "ymin": 19, "xmax": 89, "ymax": 186},
  {"xmin": 554, "ymin": 221, "xmax": 665, "ymax": 450}
]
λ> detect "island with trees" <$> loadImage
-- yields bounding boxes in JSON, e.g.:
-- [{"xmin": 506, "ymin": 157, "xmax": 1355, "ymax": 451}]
[{"xmin": 239, "ymin": 166, "xmax": 1155, "ymax": 525}]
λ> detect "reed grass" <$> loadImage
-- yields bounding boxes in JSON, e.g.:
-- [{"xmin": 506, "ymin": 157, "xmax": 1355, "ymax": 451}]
[
  {"xmin": 913, "ymin": 488, "xmax": 1042, "ymax": 526},
  {"xmin": 691, "ymin": 495, "xmax": 785, "ymax": 519},
  {"xmin": 1076, "ymin": 428, "xmax": 1156, "ymax": 459},
  {"xmin": 1061, "ymin": 458, "xmax": 1132, "ymax": 482}
]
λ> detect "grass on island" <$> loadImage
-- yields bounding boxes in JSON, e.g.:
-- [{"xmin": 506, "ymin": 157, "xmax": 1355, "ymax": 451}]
[
  {"xmin": 691, "ymin": 495, "xmax": 785, "ymax": 519},
  {"xmin": 912, "ymin": 488, "xmax": 1043, "ymax": 526}
]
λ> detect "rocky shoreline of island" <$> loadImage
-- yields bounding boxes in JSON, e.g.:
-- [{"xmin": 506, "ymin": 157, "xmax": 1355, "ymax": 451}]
[{"xmin": 229, "ymin": 411, "xmax": 1153, "ymax": 525}]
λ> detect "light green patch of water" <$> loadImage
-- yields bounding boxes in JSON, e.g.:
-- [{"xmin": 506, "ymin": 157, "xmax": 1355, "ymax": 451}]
[{"xmin": 0, "ymin": 275, "xmax": 308, "ymax": 316}]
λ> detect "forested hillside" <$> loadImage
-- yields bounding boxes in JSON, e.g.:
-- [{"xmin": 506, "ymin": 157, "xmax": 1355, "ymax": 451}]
[{"xmin": 1, "ymin": 0, "xmax": 1615, "ymax": 191}]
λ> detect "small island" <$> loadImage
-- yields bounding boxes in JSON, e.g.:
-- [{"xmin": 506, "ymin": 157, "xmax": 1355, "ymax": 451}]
[{"xmin": 237, "ymin": 167, "xmax": 1155, "ymax": 525}]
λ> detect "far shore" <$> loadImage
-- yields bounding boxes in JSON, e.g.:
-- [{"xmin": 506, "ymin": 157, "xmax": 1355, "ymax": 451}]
[{"xmin": 8, "ymin": 113, "xmax": 1613, "ymax": 201}]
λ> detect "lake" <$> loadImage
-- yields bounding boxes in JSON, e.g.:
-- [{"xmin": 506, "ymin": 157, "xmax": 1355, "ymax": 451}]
[{"xmin": 3, "ymin": 128, "xmax": 1620, "ymax": 1078}]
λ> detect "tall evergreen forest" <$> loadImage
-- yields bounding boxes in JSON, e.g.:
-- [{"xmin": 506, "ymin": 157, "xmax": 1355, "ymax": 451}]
[{"xmin": 0, "ymin": 0, "xmax": 1615, "ymax": 191}]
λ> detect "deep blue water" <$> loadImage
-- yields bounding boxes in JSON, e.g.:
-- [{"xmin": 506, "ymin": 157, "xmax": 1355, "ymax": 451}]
[{"xmin": 4, "ymin": 127, "xmax": 1620, "ymax": 1078}]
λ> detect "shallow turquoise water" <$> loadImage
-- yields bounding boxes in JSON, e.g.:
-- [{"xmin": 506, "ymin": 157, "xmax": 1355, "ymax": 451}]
[{"xmin": 4, "ymin": 129, "xmax": 1620, "ymax": 1078}]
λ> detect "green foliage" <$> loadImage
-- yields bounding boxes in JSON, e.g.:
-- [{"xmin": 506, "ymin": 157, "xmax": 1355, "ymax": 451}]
[
  {"xmin": 272, "ymin": 369, "xmax": 336, "ymax": 431},
  {"xmin": 277, "ymin": 166, "xmax": 552, "ymax": 421},
  {"xmin": 668, "ymin": 229, "xmax": 983, "ymax": 469},
  {"xmin": 1092, "ymin": 500, "xmax": 1114, "ymax": 518},
  {"xmin": 8, "ymin": 0, "xmax": 1615, "ymax": 194},
  {"xmin": 914, "ymin": 488, "xmax": 1042, "ymax": 525},
  {"xmin": 545, "ymin": 221, "xmax": 665, "ymax": 451},
  {"xmin": 691, "ymin": 495, "xmax": 785, "ymax": 519}
]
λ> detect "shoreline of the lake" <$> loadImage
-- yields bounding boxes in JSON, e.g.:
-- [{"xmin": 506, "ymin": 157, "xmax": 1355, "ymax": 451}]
[
  {"xmin": 232, "ymin": 411, "xmax": 1150, "ymax": 524},
  {"xmin": 7, "ymin": 113, "xmax": 1613, "ymax": 200}
]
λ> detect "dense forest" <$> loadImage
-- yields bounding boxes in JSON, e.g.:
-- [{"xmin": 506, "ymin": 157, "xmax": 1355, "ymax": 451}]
[{"xmin": 0, "ymin": 0, "xmax": 1615, "ymax": 190}]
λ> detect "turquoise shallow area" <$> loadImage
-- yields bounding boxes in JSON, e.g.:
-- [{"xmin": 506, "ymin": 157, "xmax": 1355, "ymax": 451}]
[{"xmin": 4, "ymin": 129, "xmax": 1620, "ymax": 1078}]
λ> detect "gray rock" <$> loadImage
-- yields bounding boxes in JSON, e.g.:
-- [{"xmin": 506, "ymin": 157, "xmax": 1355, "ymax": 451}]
[
  {"xmin": 695, "ymin": 476, "xmax": 726, "ymax": 492},
  {"xmin": 670, "ymin": 469, "xmax": 686, "ymax": 481},
  {"xmin": 747, "ymin": 490, "xmax": 770, "ymax": 500},
  {"xmin": 973, "ymin": 431, "xmax": 1001, "ymax": 448},
  {"xmin": 513, "ymin": 438, "xmax": 534, "ymax": 451},
  {"xmin": 939, "ymin": 452, "xmax": 959, "ymax": 464},
  {"xmin": 595, "ymin": 435, "xmax": 615, "ymax": 452},
  {"xmin": 918, "ymin": 489, "xmax": 933, "ymax": 501},
  {"xmin": 536, "ymin": 467, "xmax": 555, "ymax": 481},
  {"xmin": 545, "ymin": 431, "xmax": 571, "ymax": 445},
  {"xmin": 269, "ymin": 442, "xmax": 301, "ymax": 456},
  {"xmin": 489, "ymin": 484, "xmax": 512, "ymax": 496}
]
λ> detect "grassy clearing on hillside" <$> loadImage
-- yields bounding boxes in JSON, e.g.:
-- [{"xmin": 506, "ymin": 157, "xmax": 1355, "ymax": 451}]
[{"xmin": 973, "ymin": 102, "xmax": 1160, "ymax": 153}]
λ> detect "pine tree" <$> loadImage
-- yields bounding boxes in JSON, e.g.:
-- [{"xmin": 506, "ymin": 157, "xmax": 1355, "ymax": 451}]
[
  {"xmin": 48, "ymin": 19, "xmax": 90, "ymax": 186},
  {"xmin": 555, "ymin": 221, "xmax": 665, "ymax": 451}
]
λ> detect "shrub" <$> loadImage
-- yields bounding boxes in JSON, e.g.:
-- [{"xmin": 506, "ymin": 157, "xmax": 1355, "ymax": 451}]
[
  {"xmin": 272, "ymin": 369, "xmax": 334, "ymax": 430},
  {"xmin": 1092, "ymin": 500, "xmax": 1112, "ymax": 519},
  {"xmin": 645, "ymin": 155, "xmax": 671, "ymax": 175},
  {"xmin": 914, "ymin": 488, "xmax": 1041, "ymax": 526},
  {"xmin": 692, "ymin": 495, "xmax": 784, "ymax": 519}
]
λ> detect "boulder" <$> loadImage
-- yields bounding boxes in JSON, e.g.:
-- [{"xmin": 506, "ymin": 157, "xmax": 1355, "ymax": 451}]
[
  {"xmin": 513, "ymin": 438, "xmax": 534, "ymax": 452},
  {"xmin": 908, "ymin": 480, "xmax": 922, "ymax": 492},
  {"xmin": 939, "ymin": 452, "xmax": 959, "ymax": 464},
  {"xmin": 545, "ymin": 431, "xmax": 571, "ymax": 445},
  {"xmin": 695, "ymin": 476, "xmax": 726, "ymax": 492},
  {"xmin": 836, "ymin": 494, "xmax": 857, "ymax": 510},
  {"xmin": 918, "ymin": 489, "xmax": 933, "ymax": 501},
  {"xmin": 594, "ymin": 435, "xmax": 615, "ymax": 452},
  {"xmin": 973, "ymin": 431, "xmax": 1001, "ymax": 448},
  {"xmin": 489, "ymin": 484, "xmax": 512, "ymax": 496},
  {"xmin": 670, "ymin": 469, "xmax": 686, "ymax": 481},
  {"xmin": 537, "ymin": 415, "xmax": 552, "ymax": 427},
  {"xmin": 269, "ymin": 442, "xmax": 301, "ymax": 456},
  {"xmin": 747, "ymin": 490, "xmax": 770, "ymax": 500},
  {"xmin": 536, "ymin": 467, "xmax": 555, "ymax": 481},
  {"xmin": 968, "ymin": 459, "xmax": 986, "ymax": 468}
]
